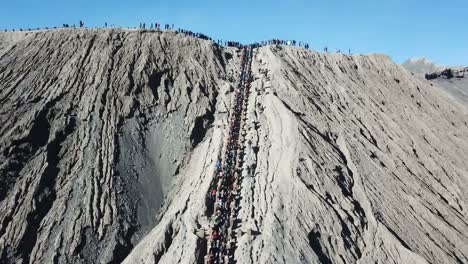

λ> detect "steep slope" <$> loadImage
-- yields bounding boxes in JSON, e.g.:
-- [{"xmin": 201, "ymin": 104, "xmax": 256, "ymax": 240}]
[
  {"xmin": 124, "ymin": 46, "xmax": 468, "ymax": 264},
  {"xmin": 234, "ymin": 46, "xmax": 468, "ymax": 263},
  {"xmin": 0, "ymin": 28, "xmax": 237, "ymax": 263},
  {"xmin": 1, "ymin": 29, "xmax": 467, "ymax": 264}
]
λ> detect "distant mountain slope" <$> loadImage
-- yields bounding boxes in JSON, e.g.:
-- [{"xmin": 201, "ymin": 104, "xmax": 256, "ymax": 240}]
[
  {"xmin": 402, "ymin": 56, "xmax": 468, "ymax": 107},
  {"xmin": 426, "ymin": 67, "xmax": 468, "ymax": 106}
]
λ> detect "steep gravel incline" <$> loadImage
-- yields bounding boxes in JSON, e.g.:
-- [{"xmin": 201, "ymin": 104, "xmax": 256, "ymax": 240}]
[
  {"xmin": 0, "ymin": 28, "xmax": 236, "ymax": 263},
  {"xmin": 234, "ymin": 46, "xmax": 468, "ymax": 264},
  {"xmin": 1, "ymin": 29, "xmax": 467, "ymax": 264}
]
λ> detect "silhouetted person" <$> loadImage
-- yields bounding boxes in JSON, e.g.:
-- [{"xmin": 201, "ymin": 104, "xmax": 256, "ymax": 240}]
[{"xmin": 79, "ymin": 20, "xmax": 84, "ymax": 28}]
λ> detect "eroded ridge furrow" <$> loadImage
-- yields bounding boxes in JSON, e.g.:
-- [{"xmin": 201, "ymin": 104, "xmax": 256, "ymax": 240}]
[{"xmin": 203, "ymin": 46, "xmax": 253, "ymax": 264}]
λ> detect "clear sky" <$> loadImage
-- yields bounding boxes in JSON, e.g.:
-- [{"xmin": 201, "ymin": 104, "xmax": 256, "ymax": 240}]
[{"xmin": 1, "ymin": 0, "xmax": 467, "ymax": 65}]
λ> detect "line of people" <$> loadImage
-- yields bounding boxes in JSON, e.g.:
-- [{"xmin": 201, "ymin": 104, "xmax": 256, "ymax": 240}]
[
  {"xmin": 2, "ymin": 24, "xmax": 339, "ymax": 54},
  {"xmin": 1, "ymin": 22, "xmax": 316, "ymax": 52},
  {"xmin": 251, "ymin": 39, "xmax": 310, "ymax": 49},
  {"xmin": 138, "ymin": 22, "xmax": 174, "ymax": 30},
  {"xmin": 177, "ymin": 29, "xmax": 213, "ymax": 41},
  {"xmin": 224, "ymin": 41, "xmax": 243, "ymax": 48},
  {"xmin": 205, "ymin": 46, "xmax": 253, "ymax": 264}
]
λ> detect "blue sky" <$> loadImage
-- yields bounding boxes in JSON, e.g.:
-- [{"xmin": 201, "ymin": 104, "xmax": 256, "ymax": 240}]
[{"xmin": 1, "ymin": 0, "xmax": 467, "ymax": 65}]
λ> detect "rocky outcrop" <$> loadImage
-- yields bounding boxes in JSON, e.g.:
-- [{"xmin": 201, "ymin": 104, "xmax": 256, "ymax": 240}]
[
  {"xmin": 424, "ymin": 67, "xmax": 468, "ymax": 106},
  {"xmin": 0, "ymin": 29, "xmax": 467, "ymax": 264}
]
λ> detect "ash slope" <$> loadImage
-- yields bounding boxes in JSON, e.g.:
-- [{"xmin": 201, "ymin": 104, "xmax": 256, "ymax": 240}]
[
  {"xmin": 0, "ymin": 29, "xmax": 467, "ymax": 264},
  {"xmin": 0, "ymin": 29, "xmax": 235, "ymax": 264},
  {"xmin": 240, "ymin": 46, "xmax": 468, "ymax": 264},
  {"xmin": 125, "ymin": 47, "xmax": 468, "ymax": 264}
]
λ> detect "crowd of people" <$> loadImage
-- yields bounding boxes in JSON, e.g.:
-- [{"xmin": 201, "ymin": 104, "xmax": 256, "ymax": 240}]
[
  {"xmin": 176, "ymin": 29, "xmax": 213, "ymax": 41},
  {"xmin": 205, "ymin": 46, "xmax": 253, "ymax": 264},
  {"xmin": 2, "ymin": 21, "xmax": 319, "ymax": 51},
  {"xmin": 1, "ymin": 21, "xmax": 359, "ymax": 57},
  {"xmin": 224, "ymin": 41, "xmax": 243, "ymax": 48},
  {"xmin": 2, "ymin": 21, "xmax": 324, "ymax": 52},
  {"xmin": 138, "ymin": 22, "xmax": 174, "ymax": 30},
  {"xmin": 135, "ymin": 23, "xmax": 216, "ymax": 42},
  {"xmin": 252, "ymin": 39, "xmax": 310, "ymax": 49}
]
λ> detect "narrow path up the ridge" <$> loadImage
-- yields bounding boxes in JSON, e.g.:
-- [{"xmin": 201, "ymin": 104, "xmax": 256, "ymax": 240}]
[{"xmin": 203, "ymin": 46, "xmax": 254, "ymax": 264}]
